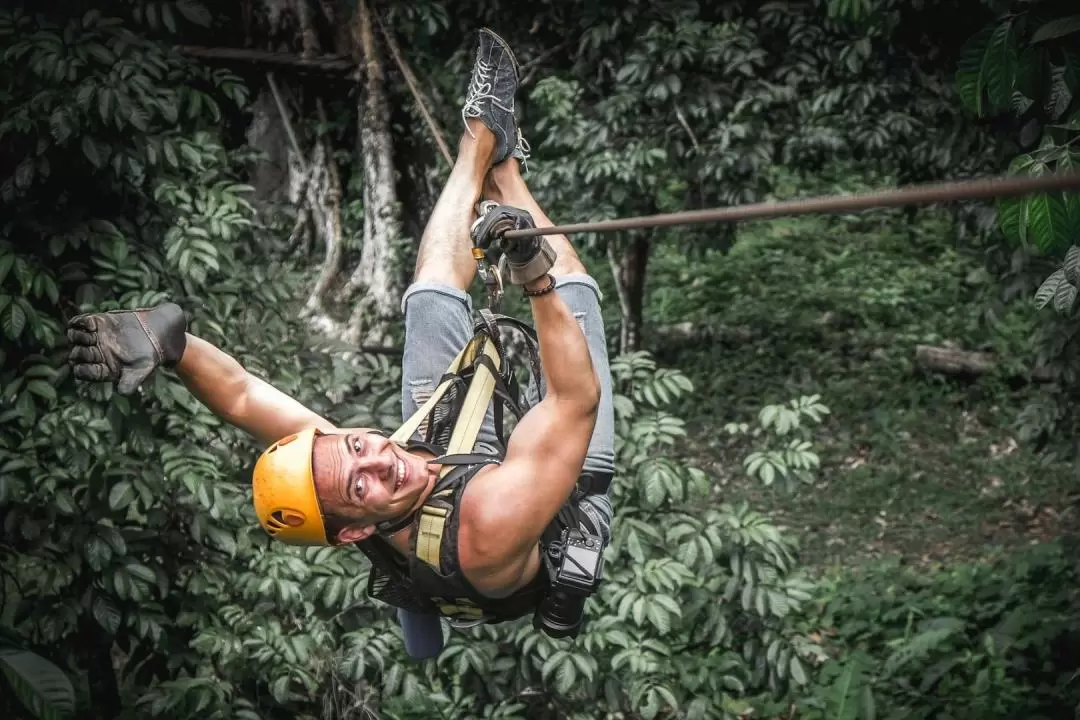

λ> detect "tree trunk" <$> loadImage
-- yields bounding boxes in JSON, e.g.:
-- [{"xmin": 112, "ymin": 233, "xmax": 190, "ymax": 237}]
[
  {"xmin": 339, "ymin": 0, "xmax": 404, "ymax": 347},
  {"xmin": 610, "ymin": 233, "xmax": 651, "ymax": 355},
  {"xmin": 245, "ymin": 86, "xmax": 292, "ymax": 217},
  {"xmin": 301, "ymin": 129, "xmax": 346, "ymax": 329},
  {"xmin": 293, "ymin": 0, "xmax": 319, "ymax": 58},
  {"xmin": 915, "ymin": 344, "xmax": 997, "ymax": 377},
  {"xmin": 243, "ymin": 0, "xmax": 316, "ymax": 225},
  {"xmin": 915, "ymin": 344, "xmax": 1054, "ymax": 382}
]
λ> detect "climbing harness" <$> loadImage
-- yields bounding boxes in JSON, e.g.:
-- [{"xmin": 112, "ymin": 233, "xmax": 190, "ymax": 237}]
[{"xmin": 351, "ymin": 203, "xmax": 608, "ymax": 636}]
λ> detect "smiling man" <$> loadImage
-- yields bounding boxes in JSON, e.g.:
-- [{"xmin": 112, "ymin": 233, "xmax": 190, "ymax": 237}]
[
  {"xmin": 305, "ymin": 430, "xmax": 432, "ymax": 541},
  {"xmin": 66, "ymin": 29, "xmax": 616, "ymax": 658}
]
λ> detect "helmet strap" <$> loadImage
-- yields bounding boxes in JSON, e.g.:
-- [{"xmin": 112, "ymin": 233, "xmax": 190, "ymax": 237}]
[{"xmin": 375, "ymin": 513, "xmax": 415, "ymax": 536}]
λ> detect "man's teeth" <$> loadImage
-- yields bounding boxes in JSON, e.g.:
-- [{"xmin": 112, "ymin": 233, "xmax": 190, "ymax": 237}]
[{"xmin": 395, "ymin": 459, "xmax": 405, "ymax": 490}]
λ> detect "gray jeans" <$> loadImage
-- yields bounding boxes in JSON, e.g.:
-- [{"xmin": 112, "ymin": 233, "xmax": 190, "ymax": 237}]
[{"xmin": 395, "ymin": 274, "xmax": 616, "ymax": 658}]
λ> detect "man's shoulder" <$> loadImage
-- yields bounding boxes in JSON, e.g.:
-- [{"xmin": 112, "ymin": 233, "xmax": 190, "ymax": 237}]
[
  {"xmin": 454, "ymin": 463, "xmax": 542, "ymax": 596},
  {"xmin": 455, "ymin": 462, "xmax": 517, "ymax": 557}
]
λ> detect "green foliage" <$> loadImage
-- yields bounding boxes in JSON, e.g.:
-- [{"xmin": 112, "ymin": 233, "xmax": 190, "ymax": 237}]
[
  {"xmin": 727, "ymin": 395, "xmax": 829, "ymax": 494},
  {"xmin": 0, "ymin": 3, "xmax": 391, "ymax": 718},
  {"xmin": 776, "ymin": 541, "xmax": 1080, "ymax": 719},
  {"xmin": 522, "ymin": 0, "xmax": 991, "ymax": 256},
  {"xmin": 635, "ymin": 180, "xmax": 1074, "ymax": 569},
  {"xmin": 953, "ymin": 1, "xmax": 1080, "ymax": 444},
  {"xmin": 957, "ymin": 2, "xmax": 1080, "ymax": 280},
  {"xmin": 3, "ymin": 1, "xmax": 1076, "ymax": 719}
]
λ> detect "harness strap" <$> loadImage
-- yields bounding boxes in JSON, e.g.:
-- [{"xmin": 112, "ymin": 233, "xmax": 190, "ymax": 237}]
[
  {"xmin": 388, "ymin": 331, "xmax": 502, "ymax": 477},
  {"xmin": 390, "ymin": 342, "xmax": 473, "ymax": 446},
  {"xmin": 431, "ymin": 453, "xmax": 503, "ymax": 467},
  {"xmin": 416, "ymin": 488, "xmax": 453, "ymax": 567},
  {"xmin": 441, "ymin": 338, "xmax": 501, "ymax": 477},
  {"xmin": 380, "ymin": 327, "xmax": 506, "ymax": 571}
]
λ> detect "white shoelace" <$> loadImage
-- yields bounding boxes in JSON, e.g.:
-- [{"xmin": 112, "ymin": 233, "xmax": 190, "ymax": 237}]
[
  {"xmin": 462, "ymin": 59, "xmax": 496, "ymax": 137},
  {"xmin": 514, "ymin": 129, "xmax": 531, "ymax": 171},
  {"xmin": 461, "ymin": 57, "xmax": 531, "ymax": 168}
]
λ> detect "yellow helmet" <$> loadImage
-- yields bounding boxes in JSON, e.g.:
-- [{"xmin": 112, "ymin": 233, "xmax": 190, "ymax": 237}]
[{"xmin": 252, "ymin": 426, "xmax": 334, "ymax": 545}]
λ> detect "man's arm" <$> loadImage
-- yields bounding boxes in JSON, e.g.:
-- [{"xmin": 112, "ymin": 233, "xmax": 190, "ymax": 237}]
[
  {"xmin": 460, "ymin": 276, "xmax": 601, "ymax": 589},
  {"xmin": 67, "ymin": 304, "xmax": 335, "ymax": 448},
  {"xmin": 176, "ymin": 334, "xmax": 336, "ymax": 447}
]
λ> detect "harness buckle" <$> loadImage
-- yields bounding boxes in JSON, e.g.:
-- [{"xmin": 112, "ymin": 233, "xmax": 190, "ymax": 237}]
[
  {"xmin": 480, "ymin": 258, "xmax": 504, "ymax": 312},
  {"xmin": 471, "ymin": 201, "xmax": 505, "ymax": 312},
  {"xmin": 447, "ymin": 615, "xmax": 491, "ymax": 630}
]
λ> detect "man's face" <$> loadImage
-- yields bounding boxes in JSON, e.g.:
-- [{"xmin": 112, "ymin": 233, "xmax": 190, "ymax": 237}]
[{"xmin": 311, "ymin": 430, "xmax": 434, "ymax": 543}]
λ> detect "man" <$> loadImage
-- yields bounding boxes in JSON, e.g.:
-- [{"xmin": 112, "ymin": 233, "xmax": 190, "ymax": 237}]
[{"xmin": 66, "ymin": 29, "xmax": 615, "ymax": 658}]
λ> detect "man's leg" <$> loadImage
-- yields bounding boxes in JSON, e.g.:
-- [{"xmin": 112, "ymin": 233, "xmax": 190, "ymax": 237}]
[
  {"xmin": 396, "ymin": 29, "xmax": 522, "ymax": 660},
  {"xmin": 482, "ymin": 159, "xmax": 616, "ymax": 542},
  {"xmin": 398, "ymin": 123, "xmax": 505, "ymax": 454},
  {"xmin": 399, "ymin": 28, "xmax": 525, "ymax": 456}
]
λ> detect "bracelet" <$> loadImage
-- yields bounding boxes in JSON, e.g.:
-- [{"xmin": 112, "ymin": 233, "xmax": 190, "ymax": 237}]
[{"xmin": 523, "ymin": 273, "xmax": 557, "ymax": 298}]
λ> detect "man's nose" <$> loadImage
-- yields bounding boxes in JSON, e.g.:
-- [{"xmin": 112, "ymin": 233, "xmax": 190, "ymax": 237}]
[{"xmin": 351, "ymin": 452, "xmax": 393, "ymax": 478}]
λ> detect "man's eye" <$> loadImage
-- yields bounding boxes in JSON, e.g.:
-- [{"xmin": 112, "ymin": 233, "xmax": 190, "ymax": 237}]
[
  {"xmin": 354, "ymin": 477, "xmax": 364, "ymax": 496},
  {"xmin": 352, "ymin": 438, "xmax": 363, "ymax": 453}
]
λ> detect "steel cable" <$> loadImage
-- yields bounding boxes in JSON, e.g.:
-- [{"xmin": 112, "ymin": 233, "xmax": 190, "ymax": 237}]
[{"xmin": 501, "ymin": 171, "xmax": 1080, "ymax": 239}]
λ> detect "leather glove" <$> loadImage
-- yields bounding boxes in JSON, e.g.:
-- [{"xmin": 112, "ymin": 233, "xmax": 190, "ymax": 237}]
[
  {"xmin": 66, "ymin": 303, "xmax": 187, "ymax": 395},
  {"xmin": 470, "ymin": 203, "xmax": 557, "ymax": 285}
]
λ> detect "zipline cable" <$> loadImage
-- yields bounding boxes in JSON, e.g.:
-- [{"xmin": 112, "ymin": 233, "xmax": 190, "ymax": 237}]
[{"xmin": 501, "ymin": 171, "xmax": 1080, "ymax": 239}]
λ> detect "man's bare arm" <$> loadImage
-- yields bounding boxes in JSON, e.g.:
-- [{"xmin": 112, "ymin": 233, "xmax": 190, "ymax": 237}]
[
  {"xmin": 461, "ymin": 277, "xmax": 601, "ymax": 585},
  {"xmin": 176, "ymin": 334, "xmax": 336, "ymax": 446}
]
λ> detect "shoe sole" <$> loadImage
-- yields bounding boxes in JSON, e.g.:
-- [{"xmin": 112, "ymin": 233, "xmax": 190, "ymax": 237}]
[{"xmin": 478, "ymin": 27, "xmax": 520, "ymax": 80}]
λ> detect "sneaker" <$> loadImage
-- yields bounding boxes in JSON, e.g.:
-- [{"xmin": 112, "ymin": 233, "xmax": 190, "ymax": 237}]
[{"xmin": 462, "ymin": 28, "xmax": 524, "ymax": 165}]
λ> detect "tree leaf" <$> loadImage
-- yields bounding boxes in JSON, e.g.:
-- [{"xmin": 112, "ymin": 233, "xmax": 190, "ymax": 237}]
[
  {"xmin": 956, "ymin": 25, "xmax": 994, "ymax": 115},
  {"xmin": 1035, "ymin": 268, "xmax": 1066, "ymax": 309},
  {"xmin": 1053, "ymin": 278, "xmax": 1077, "ymax": 313},
  {"xmin": 0, "ymin": 646, "xmax": 76, "ymax": 720},
  {"xmin": 789, "ymin": 655, "xmax": 808, "ymax": 685},
  {"xmin": 1064, "ymin": 246, "xmax": 1080, "ymax": 286},
  {"xmin": 1031, "ymin": 15, "xmax": 1080, "ymax": 44},
  {"xmin": 760, "ymin": 461, "xmax": 776, "ymax": 486},
  {"xmin": 1027, "ymin": 193, "xmax": 1071, "ymax": 253},
  {"xmin": 984, "ymin": 22, "xmax": 1018, "ymax": 110},
  {"xmin": 3, "ymin": 300, "xmax": 26, "ymax": 339},
  {"xmin": 108, "ymin": 480, "xmax": 136, "ymax": 511},
  {"xmin": 26, "ymin": 380, "xmax": 56, "ymax": 403},
  {"xmin": 176, "ymin": 0, "xmax": 213, "ymax": 28},
  {"xmin": 0, "ymin": 253, "xmax": 13, "ymax": 286},
  {"xmin": 81, "ymin": 135, "xmax": 102, "ymax": 168},
  {"xmin": 92, "ymin": 594, "xmax": 121, "ymax": 635},
  {"xmin": 1065, "ymin": 51, "xmax": 1080, "ymax": 95},
  {"xmin": 997, "ymin": 195, "xmax": 1028, "ymax": 245}
]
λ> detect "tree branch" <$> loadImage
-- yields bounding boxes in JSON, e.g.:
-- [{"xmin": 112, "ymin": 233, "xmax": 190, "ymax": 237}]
[
  {"xmin": 519, "ymin": 39, "xmax": 570, "ymax": 87},
  {"xmin": 375, "ymin": 15, "xmax": 453, "ymax": 167},
  {"xmin": 265, "ymin": 72, "xmax": 328, "ymax": 234},
  {"xmin": 673, "ymin": 102, "xmax": 701, "ymax": 152},
  {"xmin": 606, "ymin": 239, "xmax": 632, "ymax": 333},
  {"xmin": 173, "ymin": 45, "xmax": 355, "ymax": 73},
  {"xmin": 294, "ymin": 0, "xmax": 320, "ymax": 59}
]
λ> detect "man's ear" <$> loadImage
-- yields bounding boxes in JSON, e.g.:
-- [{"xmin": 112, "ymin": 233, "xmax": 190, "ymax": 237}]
[{"xmin": 336, "ymin": 523, "xmax": 376, "ymax": 544}]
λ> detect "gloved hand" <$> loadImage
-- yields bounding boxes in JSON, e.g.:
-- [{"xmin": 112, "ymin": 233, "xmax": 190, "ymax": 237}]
[
  {"xmin": 470, "ymin": 203, "xmax": 557, "ymax": 285},
  {"xmin": 66, "ymin": 303, "xmax": 188, "ymax": 395}
]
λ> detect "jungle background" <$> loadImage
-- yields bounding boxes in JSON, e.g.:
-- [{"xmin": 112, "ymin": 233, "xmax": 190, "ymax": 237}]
[{"xmin": 2, "ymin": 0, "xmax": 1080, "ymax": 718}]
